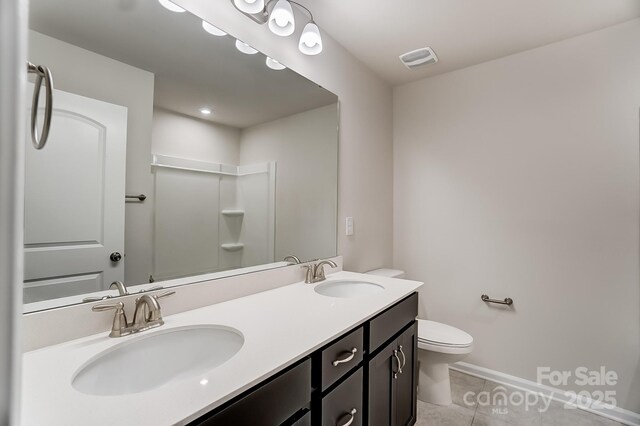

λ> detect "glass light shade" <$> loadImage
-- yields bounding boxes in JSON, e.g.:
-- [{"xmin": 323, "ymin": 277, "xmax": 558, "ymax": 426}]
[
  {"xmin": 202, "ymin": 20, "xmax": 227, "ymax": 36},
  {"xmin": 158, "ymin": 0, "xmax": 185, "ymax": 12},
  {"xmin": 235, "ymin": 39, "xmax": 258, "ymax": 55},
  {"xmin": 233, "ymin": 0, "xmax": 264, "ymax": 14},
  {"xmin": 266, "ymin": 57, "xmax": 286, "ymax": 70},
  {"xmin": 299, "ymin": 22, "xmax": 323, "ymax": 55},
  {"xmin": 268, "ymin": 0, "xmax": 295, "ymax": 37}
]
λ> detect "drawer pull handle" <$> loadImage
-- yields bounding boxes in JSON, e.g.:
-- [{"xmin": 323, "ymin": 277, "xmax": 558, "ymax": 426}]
[
  {"xmin": 336, "ymin": 408, "xmax": 357, "ymax": 426},
  {"xmin": 393, "ymin": 349, "xmax": 402, "ymax": 379},
  {"xmin": 332, "ymin": 348, "xmax": 357, "ymax": 367},
  {"xmin": 398, "ymin": 345, "xmax": 406, "ymax": 371}
]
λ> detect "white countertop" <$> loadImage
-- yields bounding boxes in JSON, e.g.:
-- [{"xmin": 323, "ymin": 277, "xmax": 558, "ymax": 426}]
[{"xmin": 21, "ymin": 271, "xmax": 422, "ymax": 426}]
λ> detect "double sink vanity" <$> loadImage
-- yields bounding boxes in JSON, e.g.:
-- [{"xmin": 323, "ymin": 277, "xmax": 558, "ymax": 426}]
[{"xmin": 21, "ymin": 267, "xmax": 422, "ymax": 425}]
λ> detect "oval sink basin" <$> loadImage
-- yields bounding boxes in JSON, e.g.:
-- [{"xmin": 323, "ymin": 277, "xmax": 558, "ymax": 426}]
[
  {"xmin": 72, "ymin": 325, "xmax": 243, "ymax": 396},
  {"xmin": 314, "ymin": 280, "xmax": 384, "ymax": 298}
]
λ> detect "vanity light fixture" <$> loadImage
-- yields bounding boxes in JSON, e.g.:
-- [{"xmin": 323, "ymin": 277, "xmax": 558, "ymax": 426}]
[
  {"xmin": 266, "ymin": 57, "xmax": 286, "ymax": 70},
  {"xmin": 231, "ymin": 0, "xmax": 324, "ymax": 56},
  {"xmin": 202, "ymin": 20, "xmax": 227, "ymax": 37},
  {"xmin": 157, "ymin": 0, "xmax": 185, "ymax": 13},
  {"xmin": 199, "ymin": 107, "xmax": 212, "ymax": 115},
  {"xmin": 235, "ymin": 39, "xmax": 259, "ymax": 54},
  {"xmin": 268, "ymin": 0, "xmax": 295, "ymax": 36},
  {"xmin": 299, "ymin": 21, "xmax": 322, "ymax": 55},
  {"xmin": 233, "ymin": 0, "xmax": 265, "ymax": 14}
]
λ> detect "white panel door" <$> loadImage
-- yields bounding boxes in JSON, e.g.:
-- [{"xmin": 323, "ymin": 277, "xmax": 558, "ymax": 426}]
[{"xmin": 23, "ymin": 87, "xmax": 127, "ymax": 303}]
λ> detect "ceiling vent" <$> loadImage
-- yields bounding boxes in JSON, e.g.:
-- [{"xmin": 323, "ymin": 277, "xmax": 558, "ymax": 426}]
[{"xmin": 399, "ymin": 47, "xmax": 438, "ymax": 69}]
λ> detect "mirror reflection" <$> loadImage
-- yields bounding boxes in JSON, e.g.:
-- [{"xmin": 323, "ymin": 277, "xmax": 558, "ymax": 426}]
[{"xmin": 24, "ymin": 0, "xmax": 339, "ymax": 312}]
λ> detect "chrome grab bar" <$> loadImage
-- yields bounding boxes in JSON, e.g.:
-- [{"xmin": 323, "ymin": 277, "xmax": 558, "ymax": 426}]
[
  {"xmin": 481, "ymin": 294, "xmax": 513, "ymax": 306},
  {"xmin": 332, "ymin": 348, "xmax": 357, "ymax": 367},
  {"xmin": 27, "ymin": 62, "xmax": 53, "ymax": 150},
  {"xmin": 125, "ymin": 194, "xmax": 147, "ymax": 201}
]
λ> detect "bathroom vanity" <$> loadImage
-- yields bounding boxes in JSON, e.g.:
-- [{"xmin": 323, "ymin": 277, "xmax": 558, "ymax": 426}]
[
  {"xmin": 193, "ymin": 293, "xmax": 418, "ymax": 426},
  {"xmin": 20, "ymin": 271, "xmax": 422, "ymax": 425}
]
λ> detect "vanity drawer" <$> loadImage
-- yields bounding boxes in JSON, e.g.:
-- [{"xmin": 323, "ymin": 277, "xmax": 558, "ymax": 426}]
[
  {"xmin": 194, "ymin": 359, "xmax": 311, "ymax": 426},
  {"xmin": 319, "ymin": 326, "xmax": 364, "ymax": 391},
  {"xmin": 321, "ymin": 367, "xmax": 363, "ymax": 426},
  {"xmin": 368, "ymin": 292, "xmax": 418, "ymax": 353}
]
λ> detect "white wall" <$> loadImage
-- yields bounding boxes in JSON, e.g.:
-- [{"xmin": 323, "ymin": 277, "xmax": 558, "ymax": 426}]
[
  {"xmin": 176, "ymin": 0, "xmax": 394, "ymax": 272},
  {"xmin": 152, "ymin": 107, "xmax": 240, "ymax": 165},
  {"xmin": 394, "ymin": 19, "xmax": 640, "ymax": 411},
  {"xmin": 28, "ymin": 31, "xmax": 156, "ymax": 287},
  {"xmin": 240, "ymin": 104, "xmax": 339, "ymax": 262},
  {"xmin": 0, "ymin": 0, "xmax": 26, "ymax": 423}
]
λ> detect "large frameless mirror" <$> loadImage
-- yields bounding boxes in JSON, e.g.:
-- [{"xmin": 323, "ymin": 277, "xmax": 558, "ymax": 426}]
[{"xmin": 24, "ymin": 0, "xmax": 338, "ymax": 313}]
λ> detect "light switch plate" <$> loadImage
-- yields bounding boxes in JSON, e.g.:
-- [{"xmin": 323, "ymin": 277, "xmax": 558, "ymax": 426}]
[{"xmin": 346, "ymin": 217, "xmax": 354, "ymax": 236}]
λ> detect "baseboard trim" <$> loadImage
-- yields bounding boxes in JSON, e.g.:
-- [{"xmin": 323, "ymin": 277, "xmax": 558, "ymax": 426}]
[{"xmin": 450, "ymin": 362, "xmax": 640, "ymax": 426}]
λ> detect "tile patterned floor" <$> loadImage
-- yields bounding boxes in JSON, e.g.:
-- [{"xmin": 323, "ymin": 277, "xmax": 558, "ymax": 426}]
[{"xmin": 415, "ymin": 370, "xmax": 625, "ymax": 426}]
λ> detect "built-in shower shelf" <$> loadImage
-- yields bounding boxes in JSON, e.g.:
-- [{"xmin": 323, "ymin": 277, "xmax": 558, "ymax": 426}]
[
  {"xmin": 221, "ymin": 210, "xmax": 245, "ymax": 217},
  {"xmin": 221, "ymin": 243, "xmax": 244, "ymax": 252}
]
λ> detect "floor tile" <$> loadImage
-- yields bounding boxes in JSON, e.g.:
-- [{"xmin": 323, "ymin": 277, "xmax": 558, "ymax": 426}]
[
  {"xmin": 541, "ymin": 401, "xmax": 624, "ymax": 426},
  {"xmin": 473, "ymin": 380, "xmax": 543, "ymax": 425},
  {"xmin": 450, "ymin": 369, "xmax": 485, "ymax": 409},
  {"xmin": 416, "ymin": 399, "xmax": 475, "ymax": 426}
]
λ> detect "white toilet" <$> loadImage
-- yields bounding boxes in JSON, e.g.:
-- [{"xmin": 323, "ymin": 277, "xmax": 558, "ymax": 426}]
[{"xmin": 367, "ymin": 269, "xmax": 474, "ymax": 406}]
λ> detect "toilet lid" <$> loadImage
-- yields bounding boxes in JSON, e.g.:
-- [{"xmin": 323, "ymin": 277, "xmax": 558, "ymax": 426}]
[{"xmin": 418, "ymin": 320, "xmax": 473, "ymax": 347}]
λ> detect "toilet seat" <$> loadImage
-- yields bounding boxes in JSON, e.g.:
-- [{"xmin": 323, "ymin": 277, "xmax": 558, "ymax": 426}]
[{"xmin": 417, "ymin": 320, "xmax": 473, "ymax": 348}]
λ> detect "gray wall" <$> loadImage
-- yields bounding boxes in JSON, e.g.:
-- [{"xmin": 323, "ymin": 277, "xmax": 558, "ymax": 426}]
[
  {"xmin": 240, "ymin": 103, "xmax": 339, "ymax": 262},
  {"xmin": 393, "ymin": 19, "xmax": 640, "ymax": 411}
]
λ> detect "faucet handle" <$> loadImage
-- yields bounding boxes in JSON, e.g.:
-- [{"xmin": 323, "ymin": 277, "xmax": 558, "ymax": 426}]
[
  {"xmin": 153, "ymin": 290, "xmax": 175, "ymax": 301},
  {"xmin": 83, "ymin": 295, "xmax": 113, "ymax": 303},
  {"xmin": 92, "ymin": 302, "xmax": 129, "ymax": 338},
  {"xmin": 137, "ymin": 285, "xmax": 164, "ymax": 294},
  {"xmin": 92, "ymin": 301, "xmax": 124, "ymax": 312}
]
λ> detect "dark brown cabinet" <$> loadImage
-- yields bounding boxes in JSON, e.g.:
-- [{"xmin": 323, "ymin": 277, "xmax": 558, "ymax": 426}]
[
  {"xmin": 190, "ymin": 293, "xmax": 418, "ymax": 426},
  {"xmin": 367, "ymin": 323, "xmax": 417, "ymax": 426}
]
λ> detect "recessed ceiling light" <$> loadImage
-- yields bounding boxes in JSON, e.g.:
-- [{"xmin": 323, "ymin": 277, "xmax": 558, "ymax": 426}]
[
  {"xmin": 235, "ymin": 40, "xmax": 258, "ymax": 55},
  {"xmin": 202, "ymin": 20, "xmax": 227, "ymax": 37},
  {"xmin": 199, "ymin": 107, "xmax": 212, "ymax": 115},
  {"xmin": 266, "ymin": 57, "xmax": 286, "ymax": 70},
  {"xmin": 158, "ymin": 0, "xmax": 185, "ymax": 13}
]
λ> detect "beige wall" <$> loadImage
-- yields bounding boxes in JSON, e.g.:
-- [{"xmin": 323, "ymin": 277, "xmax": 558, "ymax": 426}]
[
  {"xmin": 176, "ymin": 0, "xmax": 394, "ymax": 273},
  {"xmin": 393, "ymin": 19, "xmax": 640, "ymax": 411},
  {"xmin": 28, "ymin": 31, "xmax": 156, "ymax": 287},
  {"xmin": 240, "ymin": 104, "xmax": 339, "ymax": 262}
]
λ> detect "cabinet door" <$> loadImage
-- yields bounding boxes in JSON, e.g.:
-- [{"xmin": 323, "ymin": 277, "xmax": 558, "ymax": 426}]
[
  {"xmin": 395, "ymin": 322, "xmax": 417, "ymax": 426},
  {"xmin": 367, "ymin": 340, "xmax": 397, "ymax": 426}
]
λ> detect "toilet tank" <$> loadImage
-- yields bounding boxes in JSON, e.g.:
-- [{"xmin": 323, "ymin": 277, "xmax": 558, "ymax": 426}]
[{"xmin": 366, "ymin": 268, "xmax": 405, "ymax": 279}]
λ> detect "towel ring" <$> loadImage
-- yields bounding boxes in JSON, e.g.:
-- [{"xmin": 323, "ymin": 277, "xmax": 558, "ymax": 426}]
[{"xmin": 27, "ymin": 62, "xmax": 53, "ymax": 150}]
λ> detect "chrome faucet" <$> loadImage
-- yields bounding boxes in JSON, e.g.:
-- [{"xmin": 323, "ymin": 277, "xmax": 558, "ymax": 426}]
[
  {"xmin": 284, "ymin": 255, "xmax": 302, "ymax": 264},
  {"xmin": 92, "ymin": 290, "xmax": 175, "ymax": 338},
  {"xmin": 302, "ymin": 260, "xmax": 338, "ymax": 284}
]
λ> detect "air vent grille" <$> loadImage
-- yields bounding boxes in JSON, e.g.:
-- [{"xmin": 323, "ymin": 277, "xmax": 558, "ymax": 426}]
[{"xmin": 399, "ymin": 47, "xmax": 438, "ymax": 69}]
